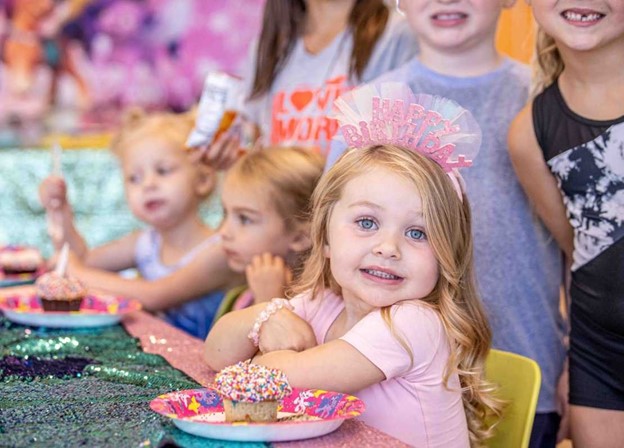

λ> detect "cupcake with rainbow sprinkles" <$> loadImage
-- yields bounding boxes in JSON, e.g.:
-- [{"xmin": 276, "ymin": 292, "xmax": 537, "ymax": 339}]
[{"xmin": 213, "ymin": 360, "xmax": 292, "ymax": 423}]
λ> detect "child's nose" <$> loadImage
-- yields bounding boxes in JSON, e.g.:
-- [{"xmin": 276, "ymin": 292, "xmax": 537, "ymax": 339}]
[
  {"xmin": 219, "ymin": 218, "xmax": 233, "ymax": 240},
  {"xmin": 142, "ymin": 172, "xmax": 158, "ymax": 188},
  {"xmin": 373, "ymin": 233, "xmax": 401, "ymax": 259}
]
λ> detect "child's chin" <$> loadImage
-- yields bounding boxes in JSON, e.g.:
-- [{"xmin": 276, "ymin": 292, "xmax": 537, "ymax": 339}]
[{"xmin": 227, "ymin": 259, "xmax": 247, "ymax": 273}]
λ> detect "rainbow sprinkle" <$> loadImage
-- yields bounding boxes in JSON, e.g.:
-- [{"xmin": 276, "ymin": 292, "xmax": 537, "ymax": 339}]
[{"xmin": 213, "ymin": 361, "xmax": 292, "ymax": 403}]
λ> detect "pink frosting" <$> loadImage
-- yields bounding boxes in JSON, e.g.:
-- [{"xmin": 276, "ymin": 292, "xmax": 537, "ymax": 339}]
[{"xmin": 36, "ymin": 272, "xmax": 86, "ymax": 300}]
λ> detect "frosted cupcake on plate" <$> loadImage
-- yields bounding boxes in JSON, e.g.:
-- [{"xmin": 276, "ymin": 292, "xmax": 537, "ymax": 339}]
[
  {"xmin": 213, "ymin": 360, "xmax": 292, "ymax": 423},
  {"xmin": 35, "ymin": 272, "xmax": 86, "ymax": 312},
  {"xmin": 0, "ymin": 247, "xmax": 43, "ymax": 275}
]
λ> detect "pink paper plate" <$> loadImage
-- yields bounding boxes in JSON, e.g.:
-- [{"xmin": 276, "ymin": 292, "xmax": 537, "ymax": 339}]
[
  {"xmin": 0, "ymin": 245, "xmax": 46, "ymax": 287},
  {"xmin": 0, "ymin": 269, "xmax": 44, "ymax": 287},
  {"xmin": 150, "ymin": 387, "xmax": 365, "ymax": 442},
  {"xmin": 0, "ymin": 292, "xmax": 141, "ymax": 328}
]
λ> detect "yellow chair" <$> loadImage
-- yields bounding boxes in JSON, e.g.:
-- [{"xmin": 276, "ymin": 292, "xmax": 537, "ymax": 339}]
[{"xmin": 486, "ymin": 349, "xmax": 542, "ymax": 448}]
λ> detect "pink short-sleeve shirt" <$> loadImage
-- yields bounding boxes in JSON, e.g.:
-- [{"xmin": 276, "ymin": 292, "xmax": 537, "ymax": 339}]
[{"xmin": 291, "ymin": 290, "xmax": 469, "ymax": 447}]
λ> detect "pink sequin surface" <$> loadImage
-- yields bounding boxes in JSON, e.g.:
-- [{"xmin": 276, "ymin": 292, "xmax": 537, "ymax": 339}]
[{"xmin": 123, "ymin": 311, "xmax": 410, "ymax": 447}]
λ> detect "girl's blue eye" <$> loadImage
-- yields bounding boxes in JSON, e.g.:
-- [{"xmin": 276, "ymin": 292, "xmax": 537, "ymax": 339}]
[
  {"xmin": 407, "ymin": 228, "xmax": 426, "ymax": 240},
  {"xmin": 127, "ymin": 174, "xmax": 140, "ymax": 184},
  {"xmin": 357, "ymin": 218, "xmax": 377, "ymax": 230}
]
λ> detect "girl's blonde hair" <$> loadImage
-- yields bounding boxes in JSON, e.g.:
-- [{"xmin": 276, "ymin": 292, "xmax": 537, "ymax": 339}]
[
  {"xmin": 294, "ymin": 145, "xmax": 502, "ymax": 446},
  {"xmin": 226, "ymin": 146, "xmax": 325, "ymax": 274},
  {"xmin": 111, "ymin": 108, "xmax": 195, "ymax": 158},
  {"xmin": 110, "ymin": 109, "xmax": 215, "ymax": 199},
  {"xmin": 532, "ymin": 27, "xmax": 565, "ymax": 97}
]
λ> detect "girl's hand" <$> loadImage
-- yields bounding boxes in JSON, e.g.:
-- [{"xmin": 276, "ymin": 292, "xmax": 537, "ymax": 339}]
[
  {"xmin": 246, "ymin": 253, "xmax": 293, "ymax": 304},
  {"xmin": 39, "ymin": 175, "xmax": 68, "ymax": 211},
  {"xmin": 258, "ymin": 308, "xmax": 317, "ymax": 354},
  {"xmin": 556, "ymin": 358, "xmax": 570, "ymax": 443},
  {"xmin": 190, "ymin": 132, "xmax": 241, "ymax": 170}
]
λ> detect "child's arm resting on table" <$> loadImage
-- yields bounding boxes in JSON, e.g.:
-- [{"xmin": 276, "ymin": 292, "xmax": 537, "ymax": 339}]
[
  {"xmin": 254, "ymin": 342, "xmax": 385, "ymax": 395},
  {"xmin": 67, "ymin": 240, "xmax": 242, "ymax": 311},
  {"xmin": 204, "ymin": 304, "xmax": 317, "ymax": 371},
  {"xmin": 255, "ymin": 302, "xmax": 444, "ymax": 394}
]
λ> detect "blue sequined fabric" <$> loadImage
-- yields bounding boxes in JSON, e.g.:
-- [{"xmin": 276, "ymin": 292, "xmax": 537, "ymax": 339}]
[{"xmin": 0, "ymin": 318, "xmax": 265, "ymax": 447}]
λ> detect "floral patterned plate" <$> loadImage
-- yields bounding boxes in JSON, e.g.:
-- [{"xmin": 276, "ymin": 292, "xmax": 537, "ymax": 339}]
[
  {"xmin": 0, "ymin": 288, "xmax": 141, "ymax": 328},
  {"xmin": 150, "ymin": 387, "xmax": 365, "ymax": 442}
]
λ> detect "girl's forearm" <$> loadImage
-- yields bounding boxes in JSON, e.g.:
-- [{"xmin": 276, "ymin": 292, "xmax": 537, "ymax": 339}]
[
  {"xmin": 204, "ymin": 304, "xmax": 265, "ymax": 371},
  {"xmin": 58, "ymin": 206, "xmax": 89, "ymax": 258}
]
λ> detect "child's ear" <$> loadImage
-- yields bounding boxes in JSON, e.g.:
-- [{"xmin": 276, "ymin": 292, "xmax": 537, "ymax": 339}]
[
  {"xmin": 288, "ymin": 226, "xmax": 312, "ymax": 253},
  {"xmin": 195, "ymin": 165, "xmax": 216, "ymax": 197}
]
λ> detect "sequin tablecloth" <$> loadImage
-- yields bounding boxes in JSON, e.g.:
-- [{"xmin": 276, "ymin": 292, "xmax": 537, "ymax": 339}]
[{"xmin": 0, "ymin": 306, "xmax": 408, "ymax": 447}]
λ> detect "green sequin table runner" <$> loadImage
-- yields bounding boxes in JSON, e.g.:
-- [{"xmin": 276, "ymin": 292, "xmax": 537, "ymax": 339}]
[{"xmin": 0, "ymin": 318, "xmax": 265, "ymax": 447}]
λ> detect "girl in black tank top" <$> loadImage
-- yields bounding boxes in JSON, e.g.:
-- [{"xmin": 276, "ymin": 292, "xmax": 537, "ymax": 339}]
[{"xmin": 508, "ymin": 3, "xmax": 624, "ymax": 444}]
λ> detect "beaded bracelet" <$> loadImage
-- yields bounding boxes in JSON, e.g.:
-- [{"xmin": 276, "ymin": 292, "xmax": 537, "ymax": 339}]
[{"xmin": 248, "ymin": 298, "xmax": 294, "ymax": 347}]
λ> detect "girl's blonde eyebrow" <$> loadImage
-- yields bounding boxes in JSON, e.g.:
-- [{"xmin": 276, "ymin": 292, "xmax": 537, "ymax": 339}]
[
  {"xmin": 229, "ymin": 206, "xmax": 262, "ymax": 216},
  {"xmin": 348, "ymin": 200, "xmax": 383, "ymax": 209},
  {"xmin": 348, "ymin": 201, "xmax": 424, "ymax": 218}
]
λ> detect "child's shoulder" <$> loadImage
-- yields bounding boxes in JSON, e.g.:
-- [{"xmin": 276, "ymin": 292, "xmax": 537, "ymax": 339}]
[
  {"xmin": 503, "ymin": 58, "xmax": 531, "ymax": 85},
  {"xmin": 391, "ymin": 300, "xmax": 443, "ymax": 326},
  {"xmin": 345, "ymin": 301, "xmax": 447, "ymax": 354}
]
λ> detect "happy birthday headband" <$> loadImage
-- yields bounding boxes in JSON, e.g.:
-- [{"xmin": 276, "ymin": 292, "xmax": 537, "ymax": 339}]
[{"xmin": 332, "ymin": 82, "xmax": 482, "ymax": 198}]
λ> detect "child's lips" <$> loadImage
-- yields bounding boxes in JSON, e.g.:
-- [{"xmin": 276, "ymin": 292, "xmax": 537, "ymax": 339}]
[
  {"xmin": 145, "ymin": 199, "xmax": 165, "ymax": 211},
  {"xmin": 360, "ymin": 267, "xmax": 404, "ymax": 284},
  {"xmin": 223, "ymin": 248, "xmax": 239, "ymax": 260},
  {"xmin": 561, "ymin": 8, "xmax": 605, "ymax": 26},
  {"xmin": 430, "ymin": 11, "xmax": 468, "ymax": 27}
]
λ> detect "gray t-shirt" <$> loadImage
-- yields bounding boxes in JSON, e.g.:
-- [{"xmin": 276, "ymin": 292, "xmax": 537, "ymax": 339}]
[
  {"xmin": 327, "ymin": 58, "xmax": 566, "ymax": 413},
  {"xmin": 242, "ymin": 12, "xmax": 418, "ymax": 155}
]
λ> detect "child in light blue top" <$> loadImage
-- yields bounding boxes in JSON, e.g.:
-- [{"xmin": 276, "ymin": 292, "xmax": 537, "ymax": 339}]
[{"xmin": 327, "ymin": 1, "xmax": 567, "ymax": 445}]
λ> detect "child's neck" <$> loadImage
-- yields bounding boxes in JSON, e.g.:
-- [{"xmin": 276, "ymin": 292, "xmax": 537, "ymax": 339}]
[
  {"xmin": 558, "ymin": 41, "xmax": 624, "ymax": 121},
  {"xmin": 303, "ymin": 0, "xmax": 354, "ymax": 54},
  {"xmin": 418, "ymin": 40, "xmax": 504, "ymax": 78},
  {"xmin": 326, "ymin": 295, "xmax": 373, "ymax": 342},
  {"xmin": 157, "ymin": 215, "xmax": 211, "ymax": 252}
]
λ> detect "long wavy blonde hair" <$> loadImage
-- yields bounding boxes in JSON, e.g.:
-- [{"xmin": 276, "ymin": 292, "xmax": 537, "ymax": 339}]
[
  {"xmin": 293, "ymin": 145, "xmax": 503, "ymax": 446},
  {"xmin": 532, "ymin": 27, "xmax": 565, "ymax": 97}
]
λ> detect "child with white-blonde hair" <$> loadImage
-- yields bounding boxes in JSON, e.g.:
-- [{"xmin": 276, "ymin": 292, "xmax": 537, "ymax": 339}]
[
  {"xmin": 39, "ymin": 110, "xmax": 243, "ymax": 338},
  {"xmin": 206, "ymin": 90, "xmax": 501, "ymax": 446}
]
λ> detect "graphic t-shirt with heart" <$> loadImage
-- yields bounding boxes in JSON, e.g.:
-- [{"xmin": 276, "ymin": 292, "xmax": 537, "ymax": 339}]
[{"xmin": 242, "ymin": 12, "xmax": 418, "ymax": 155}]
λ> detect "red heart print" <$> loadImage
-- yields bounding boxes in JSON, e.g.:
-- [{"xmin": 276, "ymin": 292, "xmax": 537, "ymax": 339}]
[{"xmin": 290, "ymin": 90, "xmax": 314, "ymax": 111}]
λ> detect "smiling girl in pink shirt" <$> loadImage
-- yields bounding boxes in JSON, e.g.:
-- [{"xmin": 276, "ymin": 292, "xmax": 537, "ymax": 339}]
[{"xmin": 206, "ymin": 90, "xmax": 501, "ymax": 445}]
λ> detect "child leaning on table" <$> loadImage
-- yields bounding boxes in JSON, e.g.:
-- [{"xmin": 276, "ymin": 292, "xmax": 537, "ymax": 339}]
[
  {"xmin": 38, "ymin": 110, "xmax": 243, "ymax": 339},
  {"xmin": 213, "ymin": 146, "xmax": 324, "ymax": 319},
  {"xmin": 206, "ymin": 96, "xmax": 502, "ymax": 446}
]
